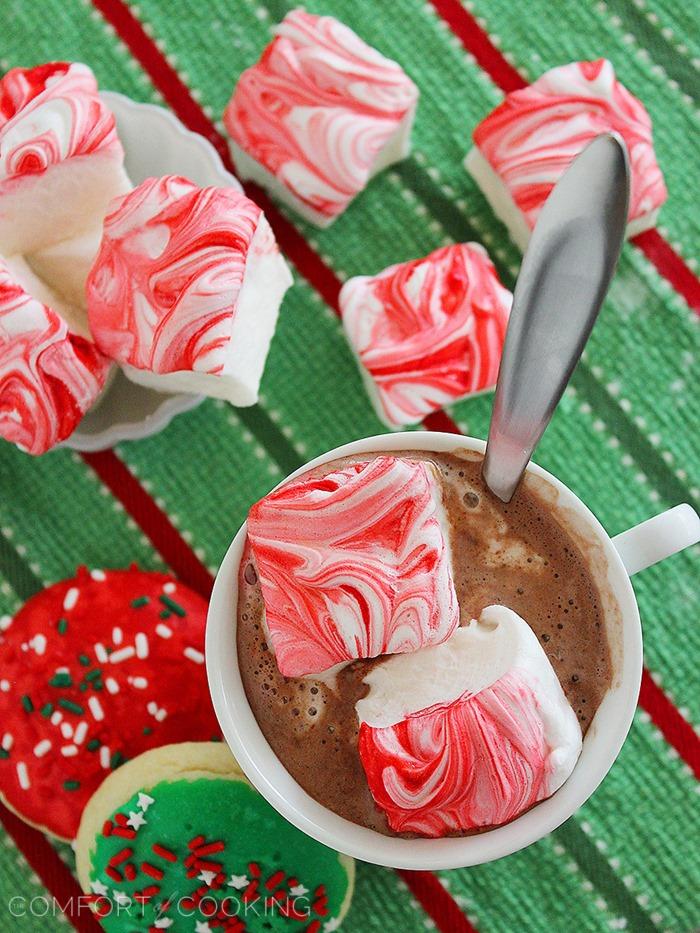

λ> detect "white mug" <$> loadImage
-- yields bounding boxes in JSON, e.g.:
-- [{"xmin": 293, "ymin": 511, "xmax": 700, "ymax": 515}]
[{"xmin": 206, "ymin": 432, "xmax": 699, "ymax": 870}]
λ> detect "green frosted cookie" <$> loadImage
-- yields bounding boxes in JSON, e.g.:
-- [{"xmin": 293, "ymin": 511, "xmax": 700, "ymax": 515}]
[{"xmin": 76, "ymin": 741, "xmax": 354, "ymax": 931}]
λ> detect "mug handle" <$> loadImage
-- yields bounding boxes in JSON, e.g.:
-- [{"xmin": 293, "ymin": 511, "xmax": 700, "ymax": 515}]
[{"xmin": 612, "ymin": 503, "xmax": 700, "ymax": 576}]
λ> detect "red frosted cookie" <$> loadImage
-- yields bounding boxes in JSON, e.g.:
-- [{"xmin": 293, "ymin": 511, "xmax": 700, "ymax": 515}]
[{"xmin": 0, "ymin": 566, "xmax": 219, "ymax": 840}]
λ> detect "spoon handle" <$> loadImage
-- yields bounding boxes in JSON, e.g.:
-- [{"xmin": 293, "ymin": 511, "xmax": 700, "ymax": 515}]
[{"xmin": 482, "ymin": 133, "xmax": 630, "ymax": 502}]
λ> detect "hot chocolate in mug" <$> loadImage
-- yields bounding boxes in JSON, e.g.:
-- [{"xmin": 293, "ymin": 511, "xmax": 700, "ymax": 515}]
[{"xmin": 206, "ymin": 432, "xmax": 699, "ymax": 870}]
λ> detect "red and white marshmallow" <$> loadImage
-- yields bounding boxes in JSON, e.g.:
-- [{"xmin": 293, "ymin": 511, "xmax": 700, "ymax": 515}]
[
  {"xmin": 466, "ymin": 59, "xmax": 667, "ymax": 250},
  {"xmin": 0, "ymin": 259, "xmax": 111, "ymax": 455},
  {"xmin": 224, "ymin": 9, "xmax": 418, "ymax": 227},
  {"xmin": 247, "ymin": 456, "xmax": 459, "ymax": 678},
  {"xmin": 340, "ymin": 244, "xmax": 512, "ymax": 427},
  {"xmin": 86, "ymin": 175, "xmax": 292, "ymax": 406},
  {"xmin": 356, "ymin": 605, "xmax": 582, "ymax": 836},
  {"xmin": 0, "ymin": 62, "xmax": 130, "ymax": 257}
]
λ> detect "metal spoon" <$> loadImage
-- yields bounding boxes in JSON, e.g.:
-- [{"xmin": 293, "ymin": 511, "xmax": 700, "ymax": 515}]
[{"xmin": 482, "ymin": 133, "xmax": 630, "ymax": 502}]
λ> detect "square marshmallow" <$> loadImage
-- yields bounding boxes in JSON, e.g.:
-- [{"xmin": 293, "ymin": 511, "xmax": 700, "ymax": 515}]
[
  {"xmin": 86, "ymin": 175, "xmax": 293, "ymax": 406},
  {"xmin": 340, "ymin": 243, "xmax": 512, "ymax": 427},
  {"xmin": 224, "ymin": 9, "xmax": 418, "ymax": 227},
  {"xmin": 247, "ymin": 456, "xmax": 459, "ymax": 677},
  {"xmin": 465, "ymin": 59, "xmax": 667, "ymax": 251}
]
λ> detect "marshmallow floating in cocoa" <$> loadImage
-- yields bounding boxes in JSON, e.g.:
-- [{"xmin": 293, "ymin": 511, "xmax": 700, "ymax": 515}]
[{"xmin": 246, "ymin": 456, "xmax": 459, "ymax": 677}]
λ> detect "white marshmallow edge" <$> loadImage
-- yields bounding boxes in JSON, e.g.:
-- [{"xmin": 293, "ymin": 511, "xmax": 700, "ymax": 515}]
[
  {"xmin": 356, "ymin": 604, "xmax": 583, "ymax": 796},
  {"xmin": 122, "ymin": 214, "xmax": 293, "ymax": 407}
]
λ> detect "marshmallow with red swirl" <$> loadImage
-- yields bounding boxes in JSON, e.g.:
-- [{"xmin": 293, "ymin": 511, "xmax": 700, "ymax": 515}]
[
  {"xmin": 466, "ymin": 59, "xmax": 667, "ymax": 250},
  {"xmin": 0, "ymin": 62, "xmax": 130, "ymax": 257},
  {"xmin": 340, "ymin": 244, "xmax": 512, "ymax": 427},
  {"xmin": 357, "ymin": 605, "xmax": 582, "ymax": 836},
  {"xmin": 247, "ymin": 456, "xmax": 459, "ymax": 677},
  {"xmin": 0, "ymin": 257, "xmax": 112, "ymax": 455},
  {"xmin": 223, "ymin": 9, "xmax": 418, "ymax": 227},
  {"xmin": 86, "ymin": 175, "xmax": 293, "ymax": 405}
]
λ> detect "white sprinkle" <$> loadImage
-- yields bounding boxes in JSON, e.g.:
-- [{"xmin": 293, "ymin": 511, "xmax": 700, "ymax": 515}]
[
  {"xmin": 63, "ymin": 587, "xmax": 79, "ymax": 611},
  {"xmin": 61, "ymin": 745, "xmax": 78, "ymax": 757},
  {"xmin": 50, "ymin": 711, "xmax": 63, "ymax": 726},
  {"xmin": 155, "ymin": 708, "xmax": 167, "ymax": 722},
  {"xmin": 135, "ymin": 633, "xmax": 149, "ymax": 659},
  {"xmin": 130, "ymin": 677, "xmax": 148, "ymax": 690},
  {"xmin": 156, "ymin": 624, "xmax": 172, "ymax": 639},
  {"xmin": 56, "ymin": 667, "xmax": 69, "ymax": 674},
  {"xmin": 33, "ymin": 740, "xmax": 51, "ymax": 758},
  {"xmin": 73, "ymin": 722, "xmax": 88, "ymax": 745},
  {"xmin": 16, "ymin": 762, "xmax": 30, "ymax": 790},
  {"xmin": 95, "ymin": 643, "xmax": 108, "ymax": 663},
  {"xmin": 100, "ymin": 746, "xmax": 110, "ymax": 769},
  {"xmin": 112, "ymin": 627, "xmax": 123, "ymax": 646},
  {"xmin": 147, "ymin": 701, "xmax": 158, "ymax": 715},
  {"xmin": 110, "ymin": 646, "xmax": 136, "ymax": 664},
  {"xmin": 60, "ymin": 722, "xmax": 73, "ymax": 740},
  {"xmin": 2, "ymin": 733, "xmax": 13, "ymax": 751},
  {"xmin": 0, "ymin": 680, "xmax": 9, "ymax": 692},
  {"xmin": 88, "ymin": 696, "xmax": 105, "ymax": 722},
  {"xmin": 0, "ymin": 615, "xmax": 12, "ymax": 632},
  {"xmin": 163, "ymin": 582, "xmax": 176, "ymax": 594},
  {"xmin": 184, "ymin": 647, "xmax": 204, "ymax": 665},
  {"xmin": 105, "ymin": 677, "xmax": 120, "ymax": 695},
  {"xmin": 32, "ymin": 634, "xmax": 47, "ymax": 656},
  {"xmin": 91, "ymin": 569, "xmax": 106, "ymax": 581}
]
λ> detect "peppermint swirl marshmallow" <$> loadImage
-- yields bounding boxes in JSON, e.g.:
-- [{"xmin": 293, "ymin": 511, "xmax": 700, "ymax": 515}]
[
  {"xmin": 86, "ymin": 175, "xmax": 292, "ymax": 406},
  {"xmin": 224, "ymin": 9, "xmax": 418, "ymax": 226},
  {"xmin": 0, "ymin": 62, "xmax": 130, "ymax": 255},
  {"xmin": 0, "ymin": 258, "xmax": 111, "ymax": 455},
  {"xmin": 466, "ymin": 59, "xmax": 667, "ymax": 250},
  {"xmin": 357, "ymin": 606, "xmax": 583, "ymax": 836},
  {"xmin": 246, "ymin": 456, "xmax": 459, "ymax": 677},
  {"xmin": 340, "ymin": 244, "xmax": 512, "ymax": 427}
]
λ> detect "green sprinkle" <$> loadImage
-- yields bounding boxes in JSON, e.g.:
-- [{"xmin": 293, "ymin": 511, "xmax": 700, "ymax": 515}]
[
  {"xmin": 92, "ymin": 680, "xmax": 104, "ymax": 691},
  {"xmin": 158, "ymin": 609, "xmax": 172, "ymax": 620},
  {"xmin": 85, "ymin": 668, "xmax": 102, "ymax": 682},
  {"xmin": 57, "ymin": 618, "xmax": 68, "ymax": 635},
  {"xmin": 110, "ymin": 751, "xmax": 125, "ymax": 769},
  {"xmin": 159, "ymin": 595, "xmax": 186, "ymax": 617},
  {"xmin": 105, "ymin": 646, "xmax": 113, "ymax": 655},
  {"xmin": 49, "ymin": 672, "xmax": 72, "ymax": 688},
  {"xmin": 79, "ymin": 682, "xmax": 89, "ymax": 693},
  {"xmin": 0, "ymin": 749, "xmax": 9, "ymax": 760},
  {"xmin": 131, "ymin": 596, "xmax": 150, "ymax": 608},
  {"xmin": 21, "ymin": 695, "xmax": 34, "ymax": 713},
  {"xmin": 142, "ymin": 726, "xmax": 153, "ymax": 736},
  {"xmin": 78, "ymin": 654, "xmax": 90, "ymax": 667},
  {"xmin": 63, "ymin": 780, "xmax": 80, "ymax": 791},
  {"xmin": 58, "ymin": 698, "xmax": 84, "ymax": 715},
  {"xmin": 86, "ymin": 739, "xmax": 101, "ymax": 752},
  {"xmin": 40, "ymin": 703, "xmax": 54, "ymax": 718}
]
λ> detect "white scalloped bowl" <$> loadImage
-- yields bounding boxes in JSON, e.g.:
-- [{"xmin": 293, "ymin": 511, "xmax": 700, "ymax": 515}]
[{"xmin": 63, "ymin": 92, "xmax": 243, "ymax": 452}]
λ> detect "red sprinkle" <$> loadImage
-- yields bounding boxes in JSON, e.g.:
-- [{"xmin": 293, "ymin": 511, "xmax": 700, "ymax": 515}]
[
  {"xmin": 152, "ymin": 843, "xmax": 178, "ymax": 862},
  {"xmin": 112, "ymin": 826, "xmax": 137, "ymax": 839},
  {"xmin": 248, "ymin": 862, "xmax": 261, "ymax": 877},
  {"xmin": 102, "ymin": 820, "xmax": 113, "ymax": 837},
  {"xmin": 124, "ymin": 863, "xmax": 137, "ymax": 881},
  {"xmin": 109, "ymin": 847, "xmax": 133, "ymax": 866},
  {"xmin": 188, "ymin": 834, "xmax": 206, "ymax": 849},
  {"xmin": 105, "ymin": 865, "xmax": 123, "ymax": 883},
  {"xmin": 115, "ymin": 813, "xmax": 129, "ymax": 826},
  {"xmin": 266, "ymin": 869, "xmax": 285, "ymax": 891},
  {"xmin": 196, "ymin": 859, "xmax": 223, "ymax": 873},
  {"xmin": 141, "ymin": 862, "xmax": 165, "ymax": 880},
  {"xmin": 195, "ymin": 840, "xmax": 225, "ymax": 856},
  {"xmin": 307, "ymin": 922, "xmax": 321, "ymax": 933}
]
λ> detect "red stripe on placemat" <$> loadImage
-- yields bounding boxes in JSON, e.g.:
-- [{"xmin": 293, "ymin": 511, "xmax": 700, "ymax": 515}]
[
  {"xmin": 631, "ymin": 230, "xmax": 700, "ymax": 313},
  {"xmin": 427, "ymin": 0, "xmax": 700, "ymax": 314},
  {"xmin": 0, "ymin": 803, "xmax": 102, "ymax": 932},
  {"xmin": 80, "ymin": 450, "xmax": 214, "ymax": 598},
  {"xmin": 639, "ymin": 670, "xmax": 700, "ymax": 779},
  {"xmin": 398, "ymin": 870, "xmax": 479, "ymax": 933}
]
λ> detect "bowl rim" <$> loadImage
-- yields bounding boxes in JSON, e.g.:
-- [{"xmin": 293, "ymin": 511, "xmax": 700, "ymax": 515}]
[{"xmin": 206, "ymin": 431, "xmax": 643, "ymax": 869}]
